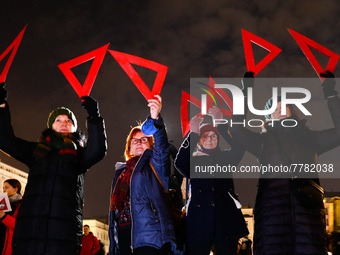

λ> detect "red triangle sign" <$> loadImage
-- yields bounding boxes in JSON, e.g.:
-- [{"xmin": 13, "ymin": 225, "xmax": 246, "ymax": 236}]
[
  {"xmin": 181, "ymin": 91, "xmax": 203, "ymax": 137},
  {"xmin": 208, "ymin": 77, "xmax": 233, "ymax": 116},
  {"xmin": 288, "ymin": 29, "xmax": 340, "ymax": 81},
  {"xmin": 181, "ymin": 78, "xmax": 234, "ymax": 137},
  {"xmin": 197, "ymin": 77, "xmax": 233, "ymax": 116},
  {"xmin": 108, "ymin": 50, "xmax": 168, "ymax": 101},
  {"xmin": 242, "ymin": 29, "xmax": 282, "ymax": 76},
  {"xmin": 58, "ymin": 44, "xmax": 110, "ymax": 98},
  {"xmin": 0, "ymin": 198, "xmax": 8, "ymax": 211},
  {"xmin": 0, "ymin": 24, "xmax": 28, "ymax": 83}
]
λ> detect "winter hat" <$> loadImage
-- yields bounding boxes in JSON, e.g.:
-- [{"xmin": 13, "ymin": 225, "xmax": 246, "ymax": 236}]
[
  {"xmin": 47, "ymin": 107, "xmax": 77, "ymax": 130},
  {"xmin": 199, "ymin": 124, "xmax": 219, "ymax": 140},
  {"xmin": 264, "ymin": 95, "xmax": 281, "ymax": 121}
]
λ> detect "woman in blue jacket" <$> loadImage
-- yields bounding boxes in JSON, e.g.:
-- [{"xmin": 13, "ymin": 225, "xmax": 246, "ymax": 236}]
[
  {"xmin": 109, "ymin": 95, "xmax": 175, "ymax": 255},
  {"xmin": 174, "ymin": 107, "xmax": 249, "ymax": 255}
]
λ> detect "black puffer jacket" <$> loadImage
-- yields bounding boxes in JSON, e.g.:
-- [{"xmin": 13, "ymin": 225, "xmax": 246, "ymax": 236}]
[
  {"xmin": 0, "ymin": 104, "xmax": 107, "ymax": 255},
  {"xmin": 229, "ymin": 96, "xmax": 340, "ymax": 255}
]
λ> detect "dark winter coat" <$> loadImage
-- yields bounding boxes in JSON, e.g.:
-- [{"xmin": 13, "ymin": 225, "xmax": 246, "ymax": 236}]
[
  {"xmin": 174, "ymin": 131, "xmax": 249, "ymax": 242},
  {"xmin": 130, "ymin": 116, "xmax": 175, "ymax": 250},
  {"xmin": 0, "ymin": 104, "xmax": 107, "ymax": 255},
  {"xmin": 229, "ymin": 96, "xmax": 340, "ymax": 255}
]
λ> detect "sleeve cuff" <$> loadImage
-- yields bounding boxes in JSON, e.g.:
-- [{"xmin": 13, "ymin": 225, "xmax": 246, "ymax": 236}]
[{"xmin": 141, "ymin": 115, "xmax": 164, "ymax": 136}]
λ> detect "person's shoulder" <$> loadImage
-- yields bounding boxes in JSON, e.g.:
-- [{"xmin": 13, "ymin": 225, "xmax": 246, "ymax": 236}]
[{"xmin": 115, "ymin": 162, "xmax": 126, "ymax": 171}]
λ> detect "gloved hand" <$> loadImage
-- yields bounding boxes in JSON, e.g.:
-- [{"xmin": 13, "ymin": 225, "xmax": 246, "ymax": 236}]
[
  {"xmin": 320, "ymin": 71, "xmax": 337, "ymax": 99},
  {"xmin": 241, "ymin": 71, "xmax": 255, "ymax": 95},
  {"xmin": 81, "ymin": 96, "xmax": 100, "ymax": 117},
  {"xmin": 0, "ymin": 83, "xmax": 8, "ymax": 105}
]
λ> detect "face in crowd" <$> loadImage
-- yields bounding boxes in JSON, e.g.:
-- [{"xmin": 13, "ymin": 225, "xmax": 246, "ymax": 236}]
[
  {"xmin": 52, "ymin": 115, "xmax": 76, "ymax": 134},
  {"xmin": 199, "ymin": 131, "xmax": 218, "ymax": 150},
  {"xmin": 3, "ymin": 182, "xmax": 18, "ymax": 197},
  {"xmin": 83, "ymin": 225, "xmax": 90, "ymax": 236},
  {"xmin": 271, "ymin": 102, "xmax": 292, "ymax": 120},
  {"xmin": 129, "ymin": 131, "xmax": 152, "ymax": 157}
]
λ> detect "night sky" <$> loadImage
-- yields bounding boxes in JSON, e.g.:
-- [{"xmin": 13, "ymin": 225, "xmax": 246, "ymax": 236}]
[{"xmin": 1, "ymin": 0, "xmax": 340, "ymax": 218}]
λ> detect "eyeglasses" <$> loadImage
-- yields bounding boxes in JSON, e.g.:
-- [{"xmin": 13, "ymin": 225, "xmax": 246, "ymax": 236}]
[
  {"xmin": 131, "ymin": 137, "xmax": 149, "ymax": 145},
  {"xmin": 201, "ymin": 134, "xmax": 217, "ymax": 141}
]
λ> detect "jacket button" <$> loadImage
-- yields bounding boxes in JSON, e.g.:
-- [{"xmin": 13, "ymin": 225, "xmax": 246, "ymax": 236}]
[
  {"xmin": 198, "ymin": 189, "xmax": 202, "ymax": 193},
  {"xmin": 196, "ymin": 204, "xmax": 201, "ymax": 208},
  {"xmin": 211, "ymin": 202, "xmax": 215, "ymax": 206},
  {"xmin": 211, "ymin": 187, "xmax": 215, "ymax": 191}
]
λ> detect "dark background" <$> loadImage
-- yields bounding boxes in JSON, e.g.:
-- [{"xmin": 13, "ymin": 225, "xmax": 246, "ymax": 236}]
[{"xmin": 0, "ymin": 0, "xmax": 340, "ymax": 218}]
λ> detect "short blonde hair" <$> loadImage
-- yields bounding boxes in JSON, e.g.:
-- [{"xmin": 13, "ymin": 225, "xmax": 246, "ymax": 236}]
[{"xmin": 124, "ymin": 126, "xmax": 154, "ymax": 161}]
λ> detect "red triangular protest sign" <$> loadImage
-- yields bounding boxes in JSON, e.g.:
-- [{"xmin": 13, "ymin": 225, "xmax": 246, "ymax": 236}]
[
  {"xmin": 0, "ymin": 198, "xmax": 8, "ymax": 211},
  {"xmin": 58, "ymin": 44, "xmax": 110, "ymax": 98},
  {"xmin": 0, "ymin": 24, "xmax": 27, "ymax": 83},
  {"xmin": 181, "ymin": 78, "xmax": 234, "ymax": 137},
  {"xmin": 288, "ymin": 29, "xmax": 340, "ymax": 81},
  {"xmin": 207, "ymin": 77, "xmax": 233, "ymax": 116},
  {"xmin": 242, "ymin": 29, "xmax": 282, "ymax": 76},
  {"xmin": 181, "ymin": 91, "xmax": 202, "ymax": 137},
  {"xmin": 197, "ymin": 77, "xmax": 233, "ymax": 116},
  {"xmin": 108, "ymin": 50, "xmax": 168, "ymax": 101}
]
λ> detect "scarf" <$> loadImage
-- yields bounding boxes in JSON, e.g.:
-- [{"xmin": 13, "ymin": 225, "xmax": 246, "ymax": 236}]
[
  {"xmin": 193, "ymin": 144, "xmax": 218, "ymax": 155},
  {"xmin": 9, "ymin": 193, "xmax": 22, "ymax": 203},
  {"xmin": 33, "ymin": 129, "xmax": 82, "ymax": 162},
  {"xmin": 110, "ymin": 156, "xmax": 140, "ymax": 212}
]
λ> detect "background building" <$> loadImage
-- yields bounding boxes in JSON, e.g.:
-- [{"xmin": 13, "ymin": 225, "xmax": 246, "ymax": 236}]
[
  {"xmin": 242, "ymin": 207, "xmax": 254, "ymax": 241},
  {"xmin": 0, "ymin": 161, "xmax": 28, "ymax": 193}
]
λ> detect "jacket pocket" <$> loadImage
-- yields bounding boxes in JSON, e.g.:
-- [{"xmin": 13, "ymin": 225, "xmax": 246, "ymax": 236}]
[{"xmin": 149, "ymin": 199, "xmax": 160, "ymax": 222}]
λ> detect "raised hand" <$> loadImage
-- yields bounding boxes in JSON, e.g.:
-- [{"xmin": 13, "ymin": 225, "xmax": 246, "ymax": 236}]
[{"xmin": 148, "ymin": 95, "xmax": 162, "ymax": 119}]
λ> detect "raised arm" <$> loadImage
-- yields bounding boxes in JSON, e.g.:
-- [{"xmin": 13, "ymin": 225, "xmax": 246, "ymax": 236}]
[
  {"xmin": 0, "ymin": 84, "xmax": 37, "ymax": 165},
  {"xmin": 141, "ymin": 95, "xmax": 171, "ymax": 190},
  {"xmin": 174, "ymin": 113, "xmax": 203, "ymax": 178},
  {"xmin": 228, "ymin": 72, "xmax": 263, "ymax": 158},
  {"xmin": 314, "ymin": 71, "xmax": 340, "ymax": 154},
  {"xmin": 78, "ymin": 96, "xmax": 107, "ymax": 170}
]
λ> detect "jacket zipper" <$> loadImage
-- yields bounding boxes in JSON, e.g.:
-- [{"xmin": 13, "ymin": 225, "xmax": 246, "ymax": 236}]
[{"xmin": 150, "ymin": 199, "xmax": 160, "ymax": 222}]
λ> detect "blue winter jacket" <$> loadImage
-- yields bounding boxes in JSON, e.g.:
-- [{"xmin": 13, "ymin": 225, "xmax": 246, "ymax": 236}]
[{"xmin": 130, "ymin": 116, "xmax": 175, "ymax": 250}]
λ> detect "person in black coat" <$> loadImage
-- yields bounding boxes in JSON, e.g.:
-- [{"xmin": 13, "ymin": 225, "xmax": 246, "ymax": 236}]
[
  {"xmin": 174, "ymin": 106, "xmax": 249, "ymax": 255},
  {"xmin": 0, "ymin": 83, "xmax": 107, "ymax": 255},
  {"xmin": 229, "ymin": 71, "xmax": 340, "ymax": 255}
]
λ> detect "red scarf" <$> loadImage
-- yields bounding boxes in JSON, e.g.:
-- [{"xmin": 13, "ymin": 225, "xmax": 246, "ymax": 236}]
[{"xmin": 110, "ymin": 156, "xmax": 140, "ymax": 211}]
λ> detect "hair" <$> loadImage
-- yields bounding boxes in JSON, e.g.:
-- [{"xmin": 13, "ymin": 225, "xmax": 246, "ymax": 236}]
[
  {"xmin": 4, "ymin": 179, "xmax": 22, "ymax": 195},
  {"xmin": 124, "ymin": 126, "xmax": 154, "ymax": 161},
  {"xmin": 83, "ymin": 225, "xmax": 90, "ymax": 228}
]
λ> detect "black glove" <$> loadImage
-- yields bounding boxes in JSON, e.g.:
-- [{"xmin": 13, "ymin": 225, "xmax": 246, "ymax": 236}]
[
  {"xmin": 241, "ymin": 71, "xmax": 255, "ymax": 96},
  {"xmin": 0, "ymin": 83, "xmax": 7, "ymax": 105},
  {"xmin": 81, "ymin": 96, "xmax": 100, "ymax": 117},
  {"xmin": 320, "ymin": 70, "xmax": 337, "ymax": 99}
]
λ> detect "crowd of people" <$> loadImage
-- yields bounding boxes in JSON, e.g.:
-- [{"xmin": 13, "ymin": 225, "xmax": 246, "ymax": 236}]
[{"xmin": 0, "ymin": 70, "xmax": 338, "ymax": 255}]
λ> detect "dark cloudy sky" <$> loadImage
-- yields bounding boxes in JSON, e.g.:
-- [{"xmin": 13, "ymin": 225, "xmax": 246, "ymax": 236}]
[{"xmin": 1, "ymin": 0, "xmax": 340, "ymax": 218}]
